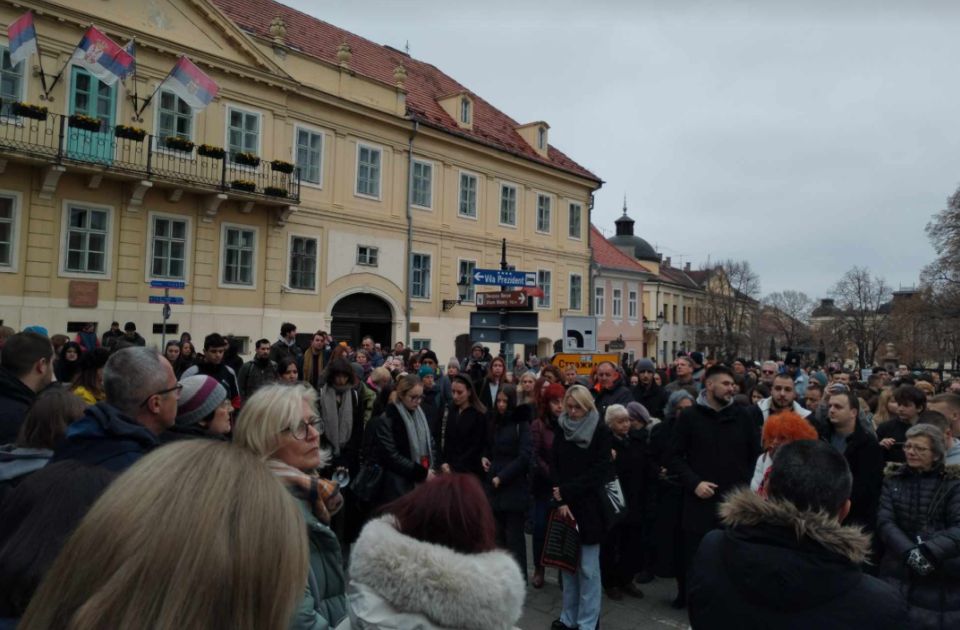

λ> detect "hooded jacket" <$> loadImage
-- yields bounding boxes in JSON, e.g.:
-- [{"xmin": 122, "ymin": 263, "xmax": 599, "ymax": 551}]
[
  {"xmin": 0, "ymin": 367, "xmax": 35, "ymax": 445},
  {"xmin": 339, "ymin": 516, "xmax": 525, "ymax": 630},
  {"xmin": 50, "ymin": 402, "xmax": 158, "ymax": 472},
  {"xmin": 757, "ymin": 397, "xmax": 812, "ymax": 422},
  {"xmin": 0, "ymin": 445, "xmax": 51, "ymax": 506},
  {"xmin": 689, "ymin": 489, "xmax": 908, "ymax": 629},
  {"xmin": 817, "ymin": 420, "xmax": 884, "ymax": 531}
]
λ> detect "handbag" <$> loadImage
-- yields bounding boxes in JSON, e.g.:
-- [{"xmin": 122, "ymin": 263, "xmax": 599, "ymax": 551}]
[
  {"xmin": 600, "ymin": 476, "xmax": 627, "ymax": 530},
  {"xmin": 351, "ymin": 463, "xmax": 383, "ymax": 504},
  {"xmin": 541, "ymin": 508, "xmax": 581, "ymax": 573}
]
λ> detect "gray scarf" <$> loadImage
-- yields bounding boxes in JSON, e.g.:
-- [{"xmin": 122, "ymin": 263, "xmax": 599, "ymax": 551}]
[
  {"xmin": 559, "ymin": 408, "xmax": 600, "ymax": 449},
  {"xmin": 320, "ymin": 384, "xmax": 353, "ymax": 455},
  {"xmin": 395, "ymin": 401, "xmax": 432, "ymax": 468}
]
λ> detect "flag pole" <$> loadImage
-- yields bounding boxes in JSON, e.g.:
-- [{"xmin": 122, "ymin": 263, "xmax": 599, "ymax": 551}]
[
  {"xmin": 29, "ymin": 14, "xmax": 51, "ymax": 98},
  {"xmin": 126, "ymin": 38, "xmax": 140, "ymax": 121},
  {"xmin": 136, "ymin": 60, "xmax": 174, "ymax": 119}
]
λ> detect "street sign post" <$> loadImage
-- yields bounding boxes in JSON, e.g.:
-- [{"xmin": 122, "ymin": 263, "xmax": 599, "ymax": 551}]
[
  {"xmin": 469, "ymin": 311, "xmax": 539, "ymax": 345},
  {"xmin": 471, "ymin": 268, "xmax": 536, "ymax": 287},
  {"xmin": 150, "ymin": 280, "xmax": 186, "ymax": 349},
  {"xmin": 475, "ymin": 290, "xmax": 529, "ymax": 309},
  {"xmin": 562, "ymin": 315, "xmax": 598, "ymax": 352}
]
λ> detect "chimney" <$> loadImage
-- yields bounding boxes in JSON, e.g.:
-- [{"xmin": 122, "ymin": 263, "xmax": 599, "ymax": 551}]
[
  {"xmin": 664, "ymin": 257, "xmax": 671, "ymax": 267},
  {"xmin": 684, "ymin": 262, "xmax": 691, "ymax": 272}
]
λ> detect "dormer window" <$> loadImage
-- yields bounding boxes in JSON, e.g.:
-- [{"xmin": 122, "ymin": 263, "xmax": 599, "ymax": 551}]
[
  {"xmin": 460, "ymin": 97, "xmax": 472, "ymax": 125},
  {"xmin": 515, "ymin": 121, "xmax": 550, "ymax": 156},
  {"xmin": 537, "ymin": 126, "xmax": 547, "ymax": 150}
]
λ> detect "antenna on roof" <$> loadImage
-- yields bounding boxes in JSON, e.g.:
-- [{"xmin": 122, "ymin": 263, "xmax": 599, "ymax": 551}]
[
  {"xmin": 405, "ymin": 40, "xmax": 410, "ymax": 55},
  {"xmin": 622, "ymin": 194, "xmax": 627, "ymax": 215}
]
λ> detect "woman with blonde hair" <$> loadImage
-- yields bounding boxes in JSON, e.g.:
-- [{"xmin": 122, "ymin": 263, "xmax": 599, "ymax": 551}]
[
  {"xmin": 234, "ymin": 383, "xmax": 348, "ymax": 630},
  {"xmin": 19, "ymin": 441, "xmax": 307, "ymax": 630},
  {"xmin": 873, "ymin": 388, "xmax": 897, "ymax": 427}
]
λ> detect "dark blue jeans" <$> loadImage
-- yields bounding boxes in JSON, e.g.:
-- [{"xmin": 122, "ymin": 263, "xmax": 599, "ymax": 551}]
[{"xmin": 532, "ymin": 495, "xmax": 551, "ymax": 569}]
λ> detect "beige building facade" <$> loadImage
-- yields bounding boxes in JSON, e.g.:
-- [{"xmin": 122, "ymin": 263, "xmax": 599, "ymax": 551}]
[{"xmin": 0, "ymin": 0, "xmax": 600, "ymax": 360}]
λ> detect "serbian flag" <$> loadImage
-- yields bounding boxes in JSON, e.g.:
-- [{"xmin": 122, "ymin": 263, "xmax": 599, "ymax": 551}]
[
  {"xmin": 70, "ymin": 26, "xmax": 134, "ymax": 86},
  {"xmin": 123, "ymin": 38, "xmax": 136, "ymax": 76},
  {"xmin": 7, "ymin": 12, "xmax": 38, "ymax": 66},
  {"xmin": 160, "ymin": 57, "xmax": 218, "ymax": 110}
]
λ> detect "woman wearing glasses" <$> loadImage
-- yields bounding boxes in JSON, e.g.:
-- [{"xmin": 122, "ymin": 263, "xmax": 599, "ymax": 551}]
[
  {"xmin": 234, "ymin": 384, "xmax": 348, "ymax": 630},
  {"xmin": 877, "ymin": 423, "xmax": 960, "ymax": 629}
]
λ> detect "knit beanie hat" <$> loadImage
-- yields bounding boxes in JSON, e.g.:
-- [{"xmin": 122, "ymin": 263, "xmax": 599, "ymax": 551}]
[
  {"xmin": 176, "ymin": 375, "xmax": 227, "ymax": 426},
  {"xmin": 447, "ymin": 357, "xmax": 460, "ymax": 370},
  {"xmin": 419, "ymin": 365, "xmax": 436, "ymax": 379},
  {"xmin": 635, "ymin": 358, "xmax": 656, "ymax": 373},
  {"xmin": 626, "ymin": 401, "xmax": 652, "ymax": 425}
]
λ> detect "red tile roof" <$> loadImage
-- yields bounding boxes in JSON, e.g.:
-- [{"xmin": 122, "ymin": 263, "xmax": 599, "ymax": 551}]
[
  {"xmin": 590, "ymin": 225, "xmax": 650, "ymax": 274},
  {"xmin": 210, "ymin": 0, "xmax": 601, "ymax": 183}
]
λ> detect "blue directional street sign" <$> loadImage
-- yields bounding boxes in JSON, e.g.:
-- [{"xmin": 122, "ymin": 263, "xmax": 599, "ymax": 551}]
[
  {"xmin": 149, "ymin": 295, "xmax": 185, "ymax": 305},
  {"xmin": 149, "ymin": 280, "xmax": 186, "ymax": 289},
  {"xmin": 471, "ymin": 268, "xmax": 537, "ymax": 287}
]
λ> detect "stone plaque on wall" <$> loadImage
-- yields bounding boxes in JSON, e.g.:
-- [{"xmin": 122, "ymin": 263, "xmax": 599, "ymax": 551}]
[{"xmin": 68, "ymin": 281, "xmax": 99, "ymax": 308}]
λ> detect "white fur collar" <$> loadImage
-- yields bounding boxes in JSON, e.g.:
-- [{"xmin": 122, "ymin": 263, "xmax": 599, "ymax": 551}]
[{"xmin": 347, "ymin": 516, "xmax": 525, "ymax": 630}]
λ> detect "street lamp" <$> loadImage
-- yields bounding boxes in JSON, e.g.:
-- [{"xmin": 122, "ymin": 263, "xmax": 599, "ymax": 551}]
[{"xmin": 442, "ymin": 275, "xmax": 471, "ymax": 311}]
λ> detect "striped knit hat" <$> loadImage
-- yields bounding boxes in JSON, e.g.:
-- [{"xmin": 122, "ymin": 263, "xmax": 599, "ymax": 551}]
[{"xmin": 176, "ymin": 375, "xmax": 227, "ymax": 426}]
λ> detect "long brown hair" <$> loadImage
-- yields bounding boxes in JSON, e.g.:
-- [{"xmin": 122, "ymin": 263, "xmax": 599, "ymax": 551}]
[
  {"xmin": 452, "ymin": 374, "xmax": 486, "ymax": 415},
  {"xmin": 17, "ymin": 387, "xmax": 86, "ymax": 449},
  {"xmin": 20, "ymin": 441, "xmax": 308, "ymax": 630}
]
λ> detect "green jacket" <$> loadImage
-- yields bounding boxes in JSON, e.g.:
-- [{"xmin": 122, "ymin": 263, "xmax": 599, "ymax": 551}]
[{"xmin": 290, "ymin": 498, "xmax": 348, "ymax": 630}]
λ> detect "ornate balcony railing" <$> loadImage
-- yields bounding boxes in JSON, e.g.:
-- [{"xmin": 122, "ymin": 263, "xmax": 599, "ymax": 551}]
[{"xmin": 0, "ymin": 109, "xmax": 300, "ymax": 204}]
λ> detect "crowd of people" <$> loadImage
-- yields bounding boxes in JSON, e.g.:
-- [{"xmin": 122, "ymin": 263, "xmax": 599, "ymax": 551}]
[{"xmin": 0, "ymin": 320, "xmax": 958, "ymax": 629}]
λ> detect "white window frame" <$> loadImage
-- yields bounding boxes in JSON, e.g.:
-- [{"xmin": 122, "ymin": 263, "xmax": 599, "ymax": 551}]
[
  {"xmin": 457, "ymin": 258, "xmax": 477, "ymax": 303},
  {"xmin": 628, "ymin": 289, "xmax": 638, "ymax": 321},
  {"xmin": 286, "ymin": 232, "xmax": 319, "ymax": 294},
  {"xmin": 145, "ymin": 211, "xmax": 192, "ymax": 284},
  {"xmin": 460, "ymin": 97, "xmax": 472, "ymax": 125},
  {"xmin": 458, "ymin": 170, "xmax": 479, "ymax": 220},
  {"xmin": 536, "ymin": 192, "xmax": 552, "ymax": 234},
  {"xmin": 612, "ymin": 287, "xmax": 623, "ymax": 319},
  {"xmin": 410, "ymin": 251, "xmax": 432, "ymax": 300},
  {"xmin": 153, "ymin": 89, "xmax": 195, "ymax": 155},
  {"xmin": 568, "ymin": 273, "xmax": 582, "ymax": 312},
  {"xmin": 0, "ymin": 190, "xmax": 22, "ymax": 272},
  {"xmin": 59, "ymin": 200, "xmax": 114, "ymax": 279},
  {"xmin": 355, "ymin": 141, "xmax": 383, "ymax": 200},
  {"xmin": 0, "ymin": 45, "xmax": 28, "ymax": 122},
  {"xmin": 412, "ymin": 338, "xmax": 432, "ymax": 351},
  {"xmin": 224, "ymin": 104, "xmax": 263, "ymax": 164},
  {"xmin": 498, "ymin": 182, "xmax": 517, "ymax": 227},
  {"xmin": 536, "ymin": 269, "xmax": 552, "ymax": 309},
  {"xmin": 411, "ymin": 158, "xmax": 433, "ymax": 210},
  {"xmin": 537, "ymin": 126, "xmax": 547, "ymax": 150},
  {"xmin": 594, "ymin": 286, "xmax": 605, "ymax": 317},
  {"xmin": 218, "ymin": 222, "xmax": 259, "ymax": 290},
  {"xmin": 293, "ymin": 123, "xmax": 325, "ymax": 189},
  {"xmin": 356, "ymin": 245, "xmax": 379, "ymax": 267},
  {"xmin": 568, "ymin": 202, "xmax": 582, "ymax": 240}
]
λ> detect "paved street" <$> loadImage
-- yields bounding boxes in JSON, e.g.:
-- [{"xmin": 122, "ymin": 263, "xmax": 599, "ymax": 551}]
[{"xmin": 518, "ymin": 536, "xmax": 689, "ymax": 630}]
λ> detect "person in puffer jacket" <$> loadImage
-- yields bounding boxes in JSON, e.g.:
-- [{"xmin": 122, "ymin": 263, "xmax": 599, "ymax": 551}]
[{"xmin": 877, "ymin": 423, "xmax": 960, "ymax": 630}]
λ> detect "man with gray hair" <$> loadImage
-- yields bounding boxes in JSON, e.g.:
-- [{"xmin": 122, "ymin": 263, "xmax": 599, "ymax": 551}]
[{"xmin": 51, "ymin": 347, "xmax": 179, "ymax": 472}]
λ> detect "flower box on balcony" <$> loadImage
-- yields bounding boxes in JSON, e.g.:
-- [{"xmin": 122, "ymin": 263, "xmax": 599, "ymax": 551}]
[
  {"xmin": 163, "ymin": 136, "xmax": 195, "ymax": 153},
  {"xmin": 69, "ymin": 114, "xmax": 103, "ymax": 132},
  {"xmin": 115, "ymin": 125, "xmax": 146, "ymax": 141},
  {"xmin": 232, "ymin": 151, "xmax": 261, "ymax": 167},
  {"xmin": 10, "ymin": 102, "xmax": 48, "ymax": 120},
  {"xmin": 230, "ymin": 179, "xmax": 256, "ymax": 193},
  {"xmin": 270, "ymin": 160, "xmax": 295, "ymax": 174},
  {"xmin": 197, "ymin": 144, "xmax": 226, "ymax": 159},
  {"xmin": 264, "ymin": 186, "xmax": 288, "ymax": 198}
]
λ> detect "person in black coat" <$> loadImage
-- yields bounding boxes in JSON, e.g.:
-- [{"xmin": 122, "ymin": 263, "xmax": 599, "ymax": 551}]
[
  {"xmin": 632, "ymin": 358, "xmax": 669, "ymax": 419},
  {"xmin": 477, "ymin": 356, "xmax": 507, "ymax": 414},
  {"xmin": 819, "ymin": 390, "xmax": 884, "ymax": 532},
  {"xmin": 552, "ymin": 385, "xmax": 614, "ymax": 630},
  {"xmin": 0, "ymin": 332, "xmax": 54, "ymax": 445},
  {"xmin": 481, "ymin": 384, "xmax": 532, "ymax": 579},
  {"xmin": 593, "ymin": 361, "xmax": 634, "ymax": 419},
  {"xmin": 689, "ymin": 440, "xmax": 908, "ymax": 630},
  {"xmin": 666, "ymin": 365, "xmax": 761, "ymax": 602},
  {"xmin": 441, "ymin": 375, "xmax": 487, "ymax": 479}
]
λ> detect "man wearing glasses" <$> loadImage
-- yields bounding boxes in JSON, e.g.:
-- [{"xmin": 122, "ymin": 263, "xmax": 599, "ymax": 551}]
[
  {"xmin": 51, "ymin": 347, "xmax": 180, "ymax": 472},
  {"xmin": 759, "ymin": 361, "xmax": 779, "ymax": 388}
]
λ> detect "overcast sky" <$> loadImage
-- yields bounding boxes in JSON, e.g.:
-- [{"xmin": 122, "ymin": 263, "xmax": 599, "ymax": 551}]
[{"xmin": 286, "ymin": 0, "xmax": 960, "ymax": 300}]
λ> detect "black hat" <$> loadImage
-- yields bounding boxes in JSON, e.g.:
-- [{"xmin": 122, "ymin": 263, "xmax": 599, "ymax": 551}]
[
  {"xmin": 123, "ymin": 321, "xmax": 136, "ymax": 332},
  {"xmin": 785, "ymin": 352, "xmax": 802, "ymax": 367}
]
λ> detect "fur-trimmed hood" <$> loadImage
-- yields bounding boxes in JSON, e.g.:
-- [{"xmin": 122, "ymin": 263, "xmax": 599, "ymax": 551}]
[
  {"xmin": 344, "ymin": 516, "xmax": 525, "ymax": 630},
  {"xmin": 883, "ymin": 461, "xmax": 960, "ymax": 480},
  {"xmin": 720, "ymin": 488, "xmax": 871, "ymax": 564}
]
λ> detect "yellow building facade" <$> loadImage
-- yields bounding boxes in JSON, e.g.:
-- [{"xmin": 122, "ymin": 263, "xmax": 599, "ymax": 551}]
[{"xmin": 0, "ymin": 0, "xmax": 600, "ymax": 360}]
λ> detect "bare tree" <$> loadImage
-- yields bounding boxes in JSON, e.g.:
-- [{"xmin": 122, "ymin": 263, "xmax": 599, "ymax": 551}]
[
  {"xmin": 924, "ymin": 186, "xmax": 960, "ymax": 290},
  {"xmin": 699, "ymin": 260, "xmax": 761, "ymax": 360},
  {"xmin": 762, "ymin": 291, "xmax": 814, "ymax": 349},
  {"xmin": 829, "ymin": 267, "xmax": 892, "ymax": 367}
]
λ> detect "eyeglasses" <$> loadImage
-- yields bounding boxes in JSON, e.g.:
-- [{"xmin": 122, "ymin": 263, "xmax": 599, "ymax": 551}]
[
  {"xmin": 282, "ymin": 416, "xmax": 322, "ymax": 440},
  {"xmin": 903, "ymin": 443, "xmax": 931, "ymax": 453},
  {"xmin": 761, "ymin": 370, "xmax": 777, "ymax": 375},
  {"xmin": 407, "ymin": 394, "xmax": 424, "ymax": 401},
  {"xmin": 139, "ymin": 383, "xmax": 183, "ymax": 408}
]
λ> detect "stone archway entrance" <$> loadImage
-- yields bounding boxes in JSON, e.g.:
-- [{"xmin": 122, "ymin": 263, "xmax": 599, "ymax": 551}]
[{"xmin": 330, "ymin": 293, "xmax": 392, "ymax": 350}]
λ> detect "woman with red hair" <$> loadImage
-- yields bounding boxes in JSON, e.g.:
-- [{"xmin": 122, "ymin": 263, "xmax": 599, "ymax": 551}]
[
  {"xmin": 530, "ymin": 382, "xmax": 567, "ymax": 588},
  {"xmin": 343, "ymin": 473, "xmax": 525, "ymax": 629},
  {"xmin": 750, "ymin": 411, "xmax": 818, "ymax": 495}
]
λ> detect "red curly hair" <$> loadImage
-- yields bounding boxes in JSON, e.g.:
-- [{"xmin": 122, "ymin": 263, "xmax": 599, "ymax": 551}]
[{"xmin": 762, "ymin": 411, "xmax": 818, "ymax": 450}]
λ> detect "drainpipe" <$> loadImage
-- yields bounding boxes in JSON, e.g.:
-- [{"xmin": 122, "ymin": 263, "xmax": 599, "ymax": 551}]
[{"xmin": 404, "ymin": 120, "xmax": 419, "ymax": 347}]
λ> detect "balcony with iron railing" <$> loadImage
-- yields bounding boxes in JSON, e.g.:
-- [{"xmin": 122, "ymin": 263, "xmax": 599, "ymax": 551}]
[{"xmin": 0, "ymin": 105, "xmax": 300, "ymax": 217}]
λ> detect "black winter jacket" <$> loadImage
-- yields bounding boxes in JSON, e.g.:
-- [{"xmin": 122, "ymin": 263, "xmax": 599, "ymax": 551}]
[
  {"xmin": 876, "ymin": 418, "xmax": 911, "ymax": 463},
  {"xmin": 50, "ymin": 402, "xmax": 158, "ymax": 472},
  {"xmin": 0, "ymin": 368, "xmax": 35, "ymax": 445},
  {"xmin": 877, "ymin": 463, "xmax": 960, "ymax": 630},
  {"xmin": 612, "ymin": 428, "xmax": 653, "ymax": 524},
  {"xmin": 484, "ymin": 404, "xmax": 532, "ymax": 513},
  {"xmin": 667, "ymin": 394, "xmax": 761, "ymax": 533},
  {"xmin": 818, "ymin": 421, "xmax": 884, "ymax": 531},
  {"xmin": 442, "ymin": 405, "xmax": 487, "ymax": 478},
  {"xmin": 593, "ymin": 383, "xmax": 634, "ymax": 419},
  {"xmin": 632, "ymin": 382, "xmax": 669, "ymax": 419},
  {"xmin": 553, "ymin": 417, "xmax": 614, "ymax": 545},
  {"xmin": 689, "ymin": 489, "xmax": 908, "ymax": 630},
  {"xmin": 371, "ymin": 404, "xmax": 435, "ymax": 507}
]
